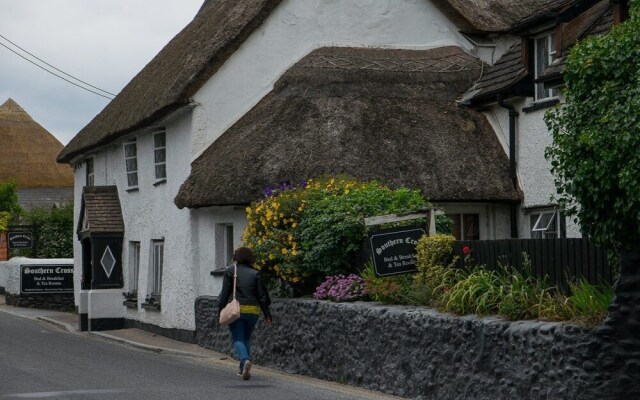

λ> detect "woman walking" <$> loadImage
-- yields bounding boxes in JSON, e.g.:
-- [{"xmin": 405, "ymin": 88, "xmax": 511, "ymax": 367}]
[{"xmin": 218, "ymin": 247, "xmax": 272, "ymax": 380}]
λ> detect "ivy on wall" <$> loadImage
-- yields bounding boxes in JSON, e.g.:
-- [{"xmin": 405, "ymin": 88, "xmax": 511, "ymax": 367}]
[{"xmin": 545, "ymin": 1, "xmax": 640, "ymax": 252}]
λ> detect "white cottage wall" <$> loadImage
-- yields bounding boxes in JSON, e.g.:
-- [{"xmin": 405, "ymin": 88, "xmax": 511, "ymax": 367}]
[
  {"xmin": 72, "ymin": 112, "xmax": 195, "ymax": 331},
  {"xmin": 482, "ymin": 99, "xmax": 581, "ymax": 239},
  {"xmin": 192, "ymin": 208, "xmax": 248, "ymax": 298},
  {"xmin": 191, "ymin": 0, "xmax": 476, "ymax": 159}
]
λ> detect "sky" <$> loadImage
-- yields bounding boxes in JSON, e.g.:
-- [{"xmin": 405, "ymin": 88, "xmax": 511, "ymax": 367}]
[{"xmin": 0, "ymin": 0, "xmax": 204, "ymax": 145}]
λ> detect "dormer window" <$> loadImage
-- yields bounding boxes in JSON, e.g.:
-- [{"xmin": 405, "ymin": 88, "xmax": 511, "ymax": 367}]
[{"xmin": 534, "ymin": 32, "xmax": 559, "ymax": 100}]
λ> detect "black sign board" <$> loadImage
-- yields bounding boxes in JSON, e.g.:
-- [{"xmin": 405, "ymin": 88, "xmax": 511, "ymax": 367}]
[
  {"xmin": 21, "ymin": 264, "xmax": 74, "ymax": 293},
  {"xmin": 369, "ymin": 226, "xmax": 426, "ymax": 277},
  {"xmin": 8, "ymin": 231, "xmax": 33, "ymax": 249}
]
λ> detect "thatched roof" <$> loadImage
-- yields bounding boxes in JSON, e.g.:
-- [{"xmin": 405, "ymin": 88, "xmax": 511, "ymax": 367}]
[
  {"xmin": 431, "ymin": 0, "xmax": 576, "ymax": 33},
  {"xmin": 175, "ymin": 46, "xmax": 521, "ymax": 209},
  {"xmin": 0, "ymin": 98, "xmax": 73, "ymax": 188},
  {"xmin": 57, "ymin": 0, "xmax": 282, "ymax": 164}
]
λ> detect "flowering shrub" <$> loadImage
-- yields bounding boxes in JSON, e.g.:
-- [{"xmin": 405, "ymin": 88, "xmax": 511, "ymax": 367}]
[
  {"xmin": 243, "ymin": 176, "xmax": 427, "ymax": 290},
  {"xmin": 313, "ymin": 274, "xmax": 368, "ymax": 302}
]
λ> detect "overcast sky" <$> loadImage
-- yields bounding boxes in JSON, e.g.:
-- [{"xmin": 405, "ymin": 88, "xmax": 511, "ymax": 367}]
[{"xmin": 0, "ymin": 0, "xmax": 204, "ymax": 145}]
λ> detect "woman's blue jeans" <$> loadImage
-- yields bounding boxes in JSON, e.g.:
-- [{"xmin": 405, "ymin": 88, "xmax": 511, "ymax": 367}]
[{"xmin": 228, "ymin": 313, "xmax": 259, "ymax": 371}]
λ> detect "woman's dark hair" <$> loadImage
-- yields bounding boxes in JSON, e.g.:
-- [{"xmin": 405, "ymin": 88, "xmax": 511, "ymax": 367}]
[{"xmin": 233, "ymin": 247, "xmax": 256, "ymax": 265}]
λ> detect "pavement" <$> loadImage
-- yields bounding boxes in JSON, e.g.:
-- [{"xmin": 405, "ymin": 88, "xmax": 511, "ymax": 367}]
[
  {"xmin": 0, "ymin": 294, "xmax": 406, "ymax": 400},
  {"xmin": 0, "ymin": 294, "xmax": 227, "ymax": 360}
]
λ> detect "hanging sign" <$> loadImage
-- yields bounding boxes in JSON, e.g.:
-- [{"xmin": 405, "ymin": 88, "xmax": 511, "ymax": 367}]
[{"xmin": 8, "ymin": 231, "xmax": 33, "ymax": 249}]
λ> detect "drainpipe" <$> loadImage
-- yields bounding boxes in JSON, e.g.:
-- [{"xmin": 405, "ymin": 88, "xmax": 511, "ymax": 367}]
[{"xmin": 497, "ymin": 95, "xmax": 519, "ymax": 238}]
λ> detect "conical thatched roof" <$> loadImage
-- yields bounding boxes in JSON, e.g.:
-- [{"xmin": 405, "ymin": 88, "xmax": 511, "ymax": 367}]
[
  {"xmin": 0, "ymin": 98, "xmax": 73, "ymax": 188},
  {"xmin": 175, "ymin": 46, "xmax": 521, "ymax": 209},
  {"xmin": 57, "ymin": 0, "xmax": 282, "ymax": 164}
]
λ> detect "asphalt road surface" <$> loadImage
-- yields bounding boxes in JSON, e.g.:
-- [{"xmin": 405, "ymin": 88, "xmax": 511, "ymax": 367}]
[{"xmin": 0, "ymin": 312, "xmax": 398, "ymax": 400}]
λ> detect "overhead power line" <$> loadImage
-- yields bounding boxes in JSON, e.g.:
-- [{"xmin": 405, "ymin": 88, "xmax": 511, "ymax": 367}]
[{"xmin": 0, "ymin": 33, "xmax": 115, "ymax": 100}]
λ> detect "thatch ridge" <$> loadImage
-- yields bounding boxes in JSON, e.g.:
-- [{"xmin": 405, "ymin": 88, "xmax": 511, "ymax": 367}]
[
  {"xmin": 0, "ymin": 98, "xmax": 73, "ymax": 188},
  {"xmin": 431, "ymin": 0, "xmax": 575, "ymax": 33},
  {"xmin": 58, "ymin": 0, "xmax": 282, "ymax": 164},
  {"xmin": 175, "ymin": 46, "xmax": 521, "ymax": 209}
]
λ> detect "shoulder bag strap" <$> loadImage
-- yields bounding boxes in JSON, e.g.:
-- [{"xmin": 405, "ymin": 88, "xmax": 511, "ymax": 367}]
[{"xmin": 232, "ymin": 264, "xmax": 237, "ymax": 300}]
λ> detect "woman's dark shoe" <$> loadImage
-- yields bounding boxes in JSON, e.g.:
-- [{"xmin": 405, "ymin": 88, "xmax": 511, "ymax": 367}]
[{"xmin": 241, "ymin": 361, "xmax": 252, "ymax": 380}]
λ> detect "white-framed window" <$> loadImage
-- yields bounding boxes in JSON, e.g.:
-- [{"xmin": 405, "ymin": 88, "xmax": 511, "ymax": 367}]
[
  {"xmin": 123, "ymin": 140, "xmax": 138, "ymax": 188},
  {"xmin": 530, "ymin": 210, "xmax": 564, "ymax": 239},
  {"xmin": 534, "ymin": 31, "xmax": 559, "ymax": 101},
  {"xmin": 128, "ymin": 241, "xmax": 140, "ymax": 295},
  {"xmin": 446, "ymin": 213, "xmax": 480, "ymax": 240},
  {"xmin": 85, "ymin": 158, "xmax": 94, "ymax": 186},
  {"xmin": 150, "ymin": 240, "xmax": 164, "ymax": 298},
  {"xmin": 216, "ymin": 224, "xmax": 234, "ymax": 269},
  {"xmin": 153, "ymin": 128, "xmax": 166, "ymax": 181}
]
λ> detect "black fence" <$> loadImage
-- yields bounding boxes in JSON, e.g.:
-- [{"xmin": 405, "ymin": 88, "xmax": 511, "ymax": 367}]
[{"xmin": 453, "ymin": 239, "xmax": 615, "ymax": 291}]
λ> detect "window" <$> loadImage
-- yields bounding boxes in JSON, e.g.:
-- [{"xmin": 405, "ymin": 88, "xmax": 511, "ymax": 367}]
[
  {"xmin": 216, "ymin": 224, "xmax": 234, "ymax": 269},
  {"xmin": 123, "ymin": 140, "xmax": 138, "ymax": 188},
  {"xmin": 530, "ymin": 210, "xmax": 565, "ymax": 239},
  {"xmin": 85, "ymin": 158, "xmax": 94, "ymax": 186},
  {"xmin": 446, "ymin": 214, "xmax": 480, "ymax": 240},
  {"xmin": 150, "ymin": 240, "xmax": 164, "ymax": 298},
  {"xmin": 153, "ymin": 128, "xmax": 166, "ymax": 181},
  {"xmin": 128, "ymin": 241, "xmax": 140, "ymax": 295},
  {"xmin": 534, "ymin": 32, "xmax": 559, "ymax": 100}
]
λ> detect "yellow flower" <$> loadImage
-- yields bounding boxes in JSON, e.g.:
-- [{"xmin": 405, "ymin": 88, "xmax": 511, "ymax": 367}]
[
  {"xmin": 281, "ymin": 248, "xmax": 288, "ymax": 255},
  {"xmin": 292, "ymin": 222, "xmax": 297, "ymax": 228},
  {"xmin": 268, "ymin": 254, "xmax": 275, "ymax": 260},
  {"xmin": 291, "ymin": 249, "xmax": 298, "ymax": 256}
]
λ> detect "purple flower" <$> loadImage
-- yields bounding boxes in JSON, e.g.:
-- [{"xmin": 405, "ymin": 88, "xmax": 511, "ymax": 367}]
[{"xmin": 313, "ymin": 274, "xmax": 368, "ymax": 302}]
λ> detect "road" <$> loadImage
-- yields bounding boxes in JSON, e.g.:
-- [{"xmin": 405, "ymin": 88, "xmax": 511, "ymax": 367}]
[{"xmin": 0, "ymin": 312, "xmax": 396, "ymax": 400}]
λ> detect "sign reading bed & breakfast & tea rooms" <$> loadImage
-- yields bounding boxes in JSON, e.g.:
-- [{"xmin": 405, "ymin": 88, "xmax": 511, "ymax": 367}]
[
  {"xmin": 365, "ymin": 210, "xmax": 433, "ymax": 277},
  {"xmin": 21, "ymin": 264, "xmax": 74, "ymax": 294}
]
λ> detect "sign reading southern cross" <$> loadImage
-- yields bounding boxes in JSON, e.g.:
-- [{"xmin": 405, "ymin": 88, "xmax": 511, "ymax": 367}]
[
  {"xmin": 20, "ymin": 265, "xmax": 74, "ymax": 294},
  {"xmin": 369, "ymin": 226, "xmax": 426, "ymax": 277}
]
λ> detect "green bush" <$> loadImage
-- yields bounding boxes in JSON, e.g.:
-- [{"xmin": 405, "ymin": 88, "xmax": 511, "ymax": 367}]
[
  {"xmin": 244, "ymin": 177, "xmax": 428, "ymax": 293},
  {"xmin": 545, "ymin": 2, "xmax": 640, "ymax": 253},
  {"xmin": 23, "ymin": 203, "xmax": 74, "ymax": 258},
  {"xmin": 361, "ymin": 260, "xmax": 430, "ymax": 305}
]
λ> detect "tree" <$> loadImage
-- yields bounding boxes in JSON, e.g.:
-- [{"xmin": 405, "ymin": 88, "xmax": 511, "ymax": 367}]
[
  {"xmin": 0, "ymin": 181, "xmax": 23, "ymax": 231},
  {"xmin": 545, "ymin": 1, "xmax": 640, "ymax": 252}
]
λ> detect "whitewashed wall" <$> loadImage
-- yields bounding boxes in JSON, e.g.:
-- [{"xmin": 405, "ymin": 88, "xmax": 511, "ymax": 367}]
[
  {"xmin": 72, "ymin": 111, "xmax": 196, "ymax": 331},
  {"xmin": 482, "ymin": 97, "xmax": 581, "ymax": 239},
  {"xmin": 191, "ymin": 0, "xmax": 477, "ymax": 159}
]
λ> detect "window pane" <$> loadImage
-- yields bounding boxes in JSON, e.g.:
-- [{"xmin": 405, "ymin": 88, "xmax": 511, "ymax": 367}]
[
  {"xmin": 155, "ymin": 164, "xmax": 166, "ymax": 179},
  {"xmin": 154, "ymin": 132, "xmax": 166, "ymax": 148},
  {"xmin": 154, "ymin": 149, "xmax": 166, "ymax": 163},
  {"xmin": 463, "ymin": 214, "xmax": 480, "ymax": 240},
  {"xmin": 127, "ymin": 172, "xmax": 138, "ymax": 187},
  {"xmin": 445, "ymin": 214, "xmax": 461, "ymax": 240},
  {"xmin": 126, "ymin": 158, "xmax": 137, "ymax": 172},
  {"xmin": 226, "ymin": 225, "xmax": 234, "ymax": 265},
  {"xmin": 124, "ymin": 143, "xmax": 137, "ymax": 157}
]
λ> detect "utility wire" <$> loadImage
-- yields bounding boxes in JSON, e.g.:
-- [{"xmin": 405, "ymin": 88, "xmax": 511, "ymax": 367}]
[{"xmin": 0, "ymin": 34, "xmax": 115, "ymax": 100}]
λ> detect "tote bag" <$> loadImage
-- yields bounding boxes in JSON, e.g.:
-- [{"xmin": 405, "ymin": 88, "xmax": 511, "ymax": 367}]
[{"xmin": 219, "ymin": 265, "xmax": 241, "ymax": 326}]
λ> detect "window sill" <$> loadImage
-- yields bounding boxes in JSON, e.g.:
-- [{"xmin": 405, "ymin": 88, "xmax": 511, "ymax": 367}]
[
  {"xmin": 141, "ymin": 302, "xmax": 161, "ymax": 311},
  {"xmin": 126, "ymin": 187, "xmax": 139, "ymax": 193},
  {"xmin": 153, "ymin": 179, "xmax": 167, "ymax": 187},
  {"xmin": 123, "ymin": 300, "xmax": 138, "ymax": 308},
  {"xmin": 523, "ymin": 98, "xmax": 559, "ymax": 113}
]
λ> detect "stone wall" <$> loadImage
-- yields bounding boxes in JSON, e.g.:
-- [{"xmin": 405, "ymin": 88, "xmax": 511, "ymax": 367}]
[
  {"xmin": 195, "ymin": 248, "xmax": 640, "ymax": 400},
  {"xmin": 5, "ymin": 292, "xmax": 74, "ymax": 311},
  {"xmin": 196, "ymin": 298, "xmax": 595, "ymax": 399}
]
